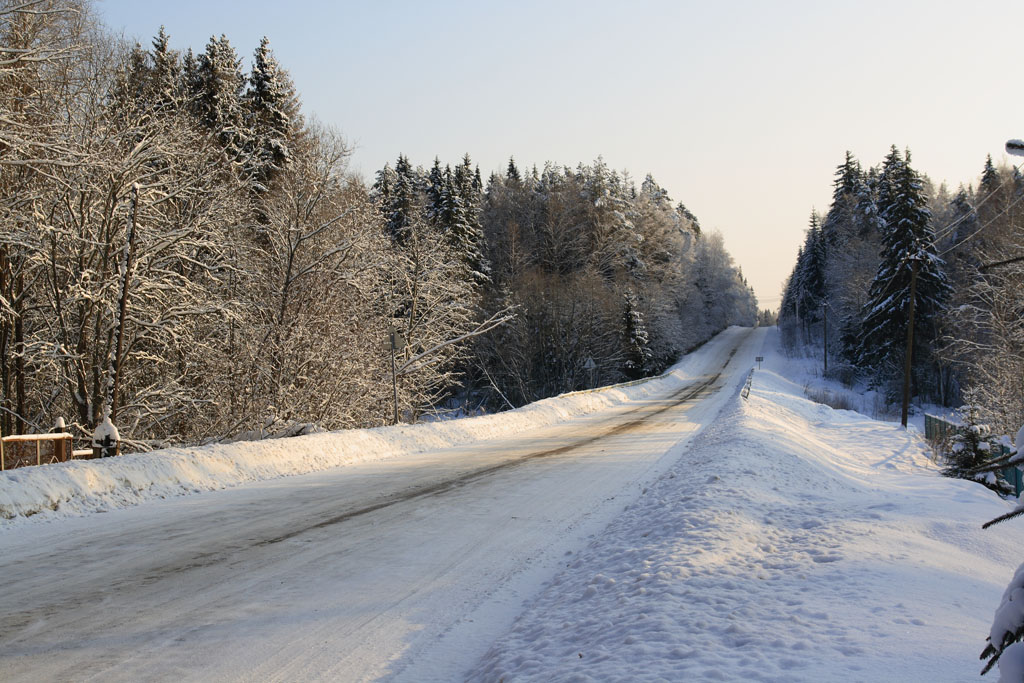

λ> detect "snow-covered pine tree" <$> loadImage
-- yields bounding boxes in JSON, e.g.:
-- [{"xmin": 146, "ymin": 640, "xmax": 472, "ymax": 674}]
[
  {"xmin": 109, "ymin": 42, "xmax": 151, "ymax": 113},
  {"xmin": 150, "ymin": 26, "xmax": 180, "ymax": 112},
  {"xmin": 980, "ymin": 154, "xmax": 1000, "ymax": 197},
  {"xmin": 855, "ymin": 148, "xmax": 951, "ymax": 391},
  {"xmin": 452, "ymin": 155, "xmax": 489, "ymax": 283},
  {"xmin": 506, "ymin": 157, "xmax": 521, "ymax": 183},
  {"xmin": 372, "ymin": 162, "xmax": 395, "ymax": 207},
  {"xmin": 622, "ymin": 292, "xmax": 652, "ymax": 379},
  {"xmin": 425, "ymin": 157, "xmax": 445, "ymax": 224},
  {"xmin": 790, "ymin": 212, "xmax": 826, "ymax": 340},
  {"xmin": 676, "ymin": 202, "xmax": 701, "ymax": 236},
  {"xmin": 245, "ymin": 36, "xmax": 297, "ymax": 192},
  {"xmin": 852, "ymin": 168, "xmax": 884, "ymax": 238},
  {"xmin": 946, "ymin": 187, "xmax": 979, "ymax": 250},
  {"xmin": 942, "ymin": 392, "xmax": 1014, "ymax": 496},
  {"xmin": 382, "ymin": 155, "xmax": 419, "ymax": 245},
  {"xmin": 640, "ymin": 173, "xmax": 672, "ymax": 211},
  {"xmin": 821, "ymin": 151, "xmax": 862, "ymax": 248},
  {"xmin": 472, "ymin": 164, "xmax": 484, "ymax": 194},
  {"xmin": 181, "ymin": 47, "xmax": 199, "ymax": 105},
  {"xmin": 819, "ymin": 152, "xmax": 873, "ymax": 371},
  {"xmin": 191, "ymin": 35, "xmax": 249, "ymax": 163}
]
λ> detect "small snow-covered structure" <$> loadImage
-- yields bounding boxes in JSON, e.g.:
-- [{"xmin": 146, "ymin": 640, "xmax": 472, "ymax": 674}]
[{"xmin": 91, "ymin": 407, "xmax": 120, "ymax": 458}]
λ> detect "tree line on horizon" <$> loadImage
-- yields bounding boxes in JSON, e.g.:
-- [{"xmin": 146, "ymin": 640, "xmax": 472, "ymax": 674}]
[{"xmin": 0, "ymin": 0, "xmax": 757, "ymax": 450}]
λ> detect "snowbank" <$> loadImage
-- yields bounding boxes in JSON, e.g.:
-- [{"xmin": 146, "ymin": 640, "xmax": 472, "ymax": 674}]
[
  {"xmin": 470, "ymin": 328, "xmax": 1024, "ymax": 682},
  {"xmin": 0, "ymin": 328, "xmax": 749, "ymax": 524}
]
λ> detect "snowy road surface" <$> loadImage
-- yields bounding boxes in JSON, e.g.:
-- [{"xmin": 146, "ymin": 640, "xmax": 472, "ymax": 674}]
[{"xmin": 0, "ymin": 328, "xmax": 761, "ymax": 681}]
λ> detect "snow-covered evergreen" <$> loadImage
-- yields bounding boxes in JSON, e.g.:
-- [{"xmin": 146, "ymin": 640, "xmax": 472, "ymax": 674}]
[
  {"xmin": 245, "ymin": 36, "xmax": 296, "ymax": 191},
  {"xmin": 855, "ymin": 148, "xmax": 951, "ymax": 390}
]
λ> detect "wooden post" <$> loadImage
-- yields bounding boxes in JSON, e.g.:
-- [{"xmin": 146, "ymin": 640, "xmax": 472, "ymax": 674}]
[
  {"xmin": 823, "ymin": 301, "xmax": 828, "ymax": 375},
  {"xmin": 36, "ymin": 439, "xmax": 40, "ymax": 466},
  {"xmin": 1, "ymin": 437, "xmax": 4, "ymax": 471},
  {"xmin": 901, "ymin": 258, "xmax": 920, "ymax": 429},
  {"xmin": 391, "ymin": 343, "xmax": 399, "ymax": 425}
]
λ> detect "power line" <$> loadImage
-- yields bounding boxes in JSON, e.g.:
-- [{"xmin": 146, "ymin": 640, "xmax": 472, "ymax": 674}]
[
  {"xmin": 931, "ymin": 162, "xmax": 1021, "ymax": 243},
  {"xmin": 937, "ymin": 190, "xmax": 1024, "ymax": 257},
  {"xmin": 980, "ymin": 255, "xmax": 1024, "ymax": 272}
]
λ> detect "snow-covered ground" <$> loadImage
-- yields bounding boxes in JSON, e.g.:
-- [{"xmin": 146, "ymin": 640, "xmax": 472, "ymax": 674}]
[
  {"xmin": 0, "ymin": 327, "xmax": 759, "ymax": 681},
  {"xmin": 1, "ymin": 326, "xmax": 1021, "ymax": 682},
  {"xmin": 472, "ymin": 329, "xmax": 1024, "ymax": 682},
  {"xmin": 0, "ymin": 329, "xmax": 741, "ymax": 524}
]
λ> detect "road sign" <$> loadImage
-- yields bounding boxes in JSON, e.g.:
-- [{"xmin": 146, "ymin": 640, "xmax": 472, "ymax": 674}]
[
  {"xmin": 388, "ymin": 329, "xmax": 406, "ymax": 352},
  {"xmin": 1007, "ymin": 139, "xmax": 1024, "ymax": 157},
  {"xmin": 755, "ymin": 355, "xmax": 764, "ymax": 369},
  {"xmin": 583, "ymin": 357, "xmax": 597, "ymax": 371}
]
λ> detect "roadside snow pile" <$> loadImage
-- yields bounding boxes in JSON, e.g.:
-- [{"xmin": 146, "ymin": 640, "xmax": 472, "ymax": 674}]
[
  {"xmin": 0, "ymin": 329, "xmax": 747, "ymax": 524},
  {"xmin": 470, "ymin": 328, "xmax": 1024, "ymax": 682}
]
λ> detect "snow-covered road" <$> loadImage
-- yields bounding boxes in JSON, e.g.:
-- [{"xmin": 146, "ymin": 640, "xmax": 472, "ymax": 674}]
[{"xmin": 0, "ymin": 328, "xmax": 762, "ymax": 681}]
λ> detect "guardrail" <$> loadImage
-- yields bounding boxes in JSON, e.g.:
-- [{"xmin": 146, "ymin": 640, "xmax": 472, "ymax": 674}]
[
  {"xmin": 741, "ymin": 369, "xmax": 754, "ymax": 399},
  {"xmin": 1, "ymin": 433, "xmax": 76, "ymax": 471}
]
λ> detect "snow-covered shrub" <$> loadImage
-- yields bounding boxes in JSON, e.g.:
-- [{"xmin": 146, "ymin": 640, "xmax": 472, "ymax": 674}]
[
  {"xmin": 944, "ymin": 399, "xmax": 1013, "ymax": 497},
  {"xmin": 980, "ymin": 425, "xmax": 1024, "ymax": 675}
]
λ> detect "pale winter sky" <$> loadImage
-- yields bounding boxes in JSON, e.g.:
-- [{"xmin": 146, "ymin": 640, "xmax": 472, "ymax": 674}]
[{"xmin": 99, "ymin": 0, "xmax": 1024, "ymax": 309}]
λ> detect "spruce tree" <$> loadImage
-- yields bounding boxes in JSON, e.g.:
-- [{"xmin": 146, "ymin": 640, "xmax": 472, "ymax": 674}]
[
  {"xmin": 622, "ymin": 292, "xmax": 652, "ymax": 380},
  {"xmin": 948, "ymin": 188, "xmax": 978, "ymax": 246},
  {"xmin": 452, "ymin": 156, "xmax": 489, "ymax": 282},
  {"xmin": 942, "ymin": 394, "xmax": 1014, "ymax": 496},
  {"xmin": 151, "ymin": 26, "xmax": 180, "ymax": 112},
  {"xmin": 980, "ymin": 154, "xmax": 1000, "ymax": 197},
  {"xmin": 383, "ymin": 155, "xmax": 418, "ymax": 245},
  {"xmin": 246, "ymin": 36, "xmax": 296, "ymax": 190},
  {"xmin": 425, "ymin": 157, "xmax": 445, "ymax": 224},
  {"xmin": 676, "ymin": 202, "xmax": 701, "ymax": 235},
  {"xmin": 852, "ymin": 170, "xmax": 884, "ymax": 238},
  {"xmin": 794, "ymin": 213, "xmax": 826, "ymax": 336},
  {"xmin": 506, "ymin": 157, "xmax": 521, "ymax": 183},
  {"xmin": 856, "ymin": 148, "xmax": 951, "ymax": 389},
  {"xmin": 821, "ymin": 151, "xmax": 862, "ymax": 247},
  {"xmin": 110, "ymin": 42, "xmax": 151, "ymax": 112},
  {"xmin": 193, "ymin": 35, "xmax": 248, "ymax": 162}
]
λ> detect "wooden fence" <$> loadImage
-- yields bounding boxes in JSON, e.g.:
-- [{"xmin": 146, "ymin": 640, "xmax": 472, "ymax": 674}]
[{"xmin": 0, "ymin": 433, "xmax": 86, "ymax": 471}]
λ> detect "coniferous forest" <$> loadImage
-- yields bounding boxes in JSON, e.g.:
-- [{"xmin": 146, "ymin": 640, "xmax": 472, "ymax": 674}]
[
  {"xmin": 0, "ymin": 3, "xmax": 757, "ymax": 450},
  {"xmin": 780, "ymin": 148, "xmax": 1024, "ymax": 436}
]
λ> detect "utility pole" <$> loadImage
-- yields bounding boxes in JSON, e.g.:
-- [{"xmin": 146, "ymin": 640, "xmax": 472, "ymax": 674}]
[
  {"xmin": 901, "ymin": 257, "xmax": 920, "ymax": 428},
  {"xmin": 822, "ymin": 300, "xmax": 828, "ymax": 375}
]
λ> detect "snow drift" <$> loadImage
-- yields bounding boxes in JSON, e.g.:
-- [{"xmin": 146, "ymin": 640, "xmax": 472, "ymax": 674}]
[{"xmin": 0, "ymin": 328, "xmax": 749, "ymax": 523}]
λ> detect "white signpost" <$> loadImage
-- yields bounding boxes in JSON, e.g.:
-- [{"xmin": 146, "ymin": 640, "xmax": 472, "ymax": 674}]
[
  {"xmin": 388, "ymin": 328, "xmax": 407, "ymax": 424},
  {"xmin": 583, "ymin": 357, "xmax": 597, "ymax": 388}
]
